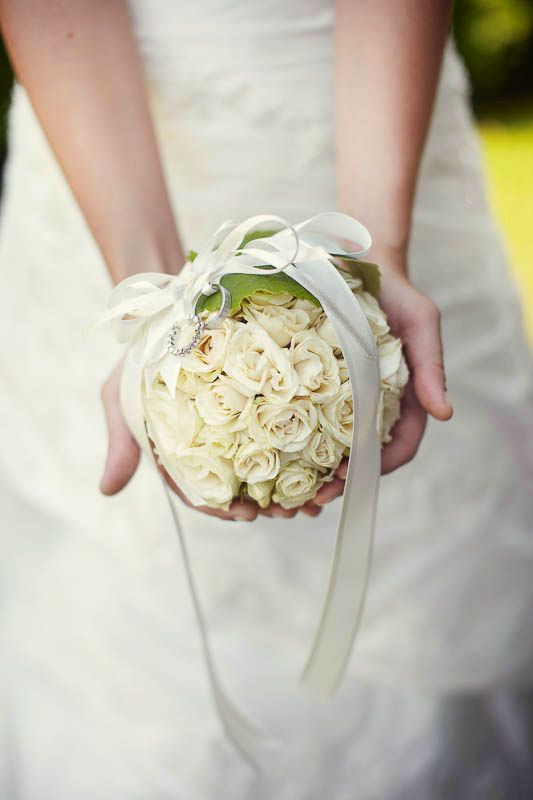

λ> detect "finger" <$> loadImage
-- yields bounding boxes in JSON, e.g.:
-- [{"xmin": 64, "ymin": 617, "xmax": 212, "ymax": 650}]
[
  {"xmin": 228, "ymin": 498, "xmax": 259, "ymax": 522},
  {"xmin": 381, "ymin": 382, "xmax": 427, "ymax": 475},
  {"xmin": 193, "ymin": 499, "xmax": 258, "ymax": 522},
  {"xmin": 100, "ymin": 384, "xmax": 140, "ymax": 495},
  {"xmin": 336, "ymin": 458, "xmax": 349, "ymax": 480},
  {"xmin": 402, "ymin": 300, "xmax": 453, "ymax": 421},
  {"xmin": 313, "ymin": 477, "xmax": 345, "ymax": 506},
  {"xmin": 300, "ymin": 501, "xmax": 322, "ymax": 517},
  {"xmin": 171, "ymin": 478, "xmax": 258, "ymax": 522},
  {"xmin": 259, "ymin": 503, "xmax": 298, "ymax": 519}
]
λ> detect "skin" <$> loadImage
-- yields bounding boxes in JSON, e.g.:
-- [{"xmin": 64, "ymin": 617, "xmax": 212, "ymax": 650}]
[
  {"xmin": 312, "ymin": 0, "xmax": 454, "ymax": 508},
  {"xmin": 1, "ymin": 0, "xmax": 452, "ymax": 522}
]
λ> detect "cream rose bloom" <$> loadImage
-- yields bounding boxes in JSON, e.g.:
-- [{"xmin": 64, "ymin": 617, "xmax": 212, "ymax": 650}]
[
  {"xmin": 356, "ymin": 291, "xmax": 390, "ymax": 338},
  {"xmin": 234, "ymin": 439, "xmax": 280, "ymax": 483},
  {"xmin": 262, "ymin": 361, "xmax": 300, "ymax": 405},
  {"xmin": 319, "ymin": 382, "xmax": 353, "ymax": 447},
  {"xmin": 291, "ymin": 297, "xmax": 323, "ymax": 325},
  {"xmin": 250, "ymin": 396, "xmax": 318, "ymax": 452},
  {"xmin": 194, "ymin": 376, "xmax": 253, "ymax": 431},
  {"xmin": 378, "ymin": 333, "xmax": 409, "ymax": 390},
  {"xmin": 291, "ymin": 329, "xmax": 340, "ymax": 402},
  {"xmin": 314, "ymin": 313, "xmax": 342, "ymax": 355},
  {"xmin": 245, "ymin": 479, "xmax": 275, "ymax": 509},
  {"xmin": 376, "ymin": 332, "xmax": 409, "ymax": 442},
  {"xmin": 241, "ymin": 301, "xmax": 310, "ymax": 346},
  {"xmin": 175, "ymin": 367, "xmax": 206, "ymax": 397},
  {"xmin": 180, "ymin": 317, "xmax": 235, "ymax": 380},
  {"xmin": 196, "ymin": 425, "xmax": 245, "ymax": 459},
  {"xmin": 377, "ymin": 389, "xmax": 402, "ymax": 444},
  {"xmin": 224, "ymin": 321, "xmax": 298, "ymax": 401},
  {"xmin": 304, "ymin": 427, "xmax": 344, "ymax": 470},
  {"xmin": 336, "ymin": 266, "xmax": 363, "ymax": 293},
  {"xmin": 171, "ymin": 445, "xmax": 238, "ymax": 509},
  {"xmin": 240, "ymin": 289, "xmax": 295, "ymax": 309},
  {"xmin": 144, "ymin": 383, "xmax": 202, "ymax": 451},
  {"xmin": 272, "ymin": 459, "xmax": 323, "ymax": 509},
  {"xmin": 337, "ymin": 358, "xmax": 350, "ymax": 384}
]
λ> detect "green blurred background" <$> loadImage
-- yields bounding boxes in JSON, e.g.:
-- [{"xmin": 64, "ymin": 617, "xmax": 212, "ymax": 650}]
[{"xmin": 0, "ymin": 1, "xmax": 531, "ymax": 337}]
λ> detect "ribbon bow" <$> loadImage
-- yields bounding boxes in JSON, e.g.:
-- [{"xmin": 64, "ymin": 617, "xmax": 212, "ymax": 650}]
[{"xmin": 103, "ymin": 212, "xmax": 381, "ymax": 768}]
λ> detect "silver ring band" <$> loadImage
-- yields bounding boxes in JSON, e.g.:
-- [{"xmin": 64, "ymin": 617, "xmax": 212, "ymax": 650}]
[{"xmin": 204, "ymin": 283, "xmax": 232, "ymax": 328}]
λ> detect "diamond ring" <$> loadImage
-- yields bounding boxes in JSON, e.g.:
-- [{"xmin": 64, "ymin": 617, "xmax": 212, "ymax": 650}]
[{"xmin": 167, "ymin": 314, "xmax": 204, "ymax": 356}]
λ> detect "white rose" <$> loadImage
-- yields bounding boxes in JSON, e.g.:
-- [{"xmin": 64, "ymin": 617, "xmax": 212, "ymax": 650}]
[
  {"xmin": 224, "ymin": 321, "xmax": 297, "ymax": 400},
  {"xmin": 377, "ymin": 389, "xmax": 402, "ymax": 444},
  {"xmin": 291, "ymin": 298, "xmax": 323, "ymax": 325},
  {"xmin": 272, "ymin": 459, "xmax": 323, "ymax": 509},
  {"xmin": 290, "ymin": 329, "xmax": 340, "ymax": 402},
  {"xmin": 262, "ymin": 360, "xmax": 300, "ymax": 405},
  {"xmin": 245, "ymin": 479, "xmax": 275, "ymax": 509},
  {"xmin": 144, "ymin": 383, "xmax": 202, "ymax": 451},
  {"xmin": 356, "ymin": 291, "xmax": 390, "ymax": 338},
  {"xmin": 337, "ymin": 358, "xmax": 350, "ymax": 384},
  {"xmin": 245, "ymin": 290, "xmax": 296, "ymax": 308},
  {"xmin": 234, "ymin": 439, "xmax": 280, "ymax": 483},
  {"xmin": 319, "ymin": 382, "xmax": 353, "ymax": 447},
  {"xmin": 250, "ymin": 396, "xmax": 318, "ymax": 452},
  {"xmin": 180, "ymin": 317, "xmax": 235, "ymax": 380},
  {"xmin": 175, "ymin": 367, "xmax": 206, "ymax": 397},
  {"xmin": 314, "ymin": 313, "xmax": 342, "ymax": 355},
  {"xmin": 171, "ymin": 446, "xmax": 238, "ymax": 509},
  {"xmin": 337, "ymin": 265, "xmax": 364, "ymax": 292},
  {"xmin": 303, "ymin": 427, "xmax": 344, "ymax": 470},
  {"xmin": 196, "ymin": 425, "xmax": 245, "ymax": 459},
  {"xmin": 194, "ymin": 376, "xmax": 253, "ymax": 431},
  {"xmin": 378, "ymin": 333, "xmax": 409, "ymax": 391},
  {"xmin": 241, "ymin": 301, "xmax": 310, "ymax": 346}
]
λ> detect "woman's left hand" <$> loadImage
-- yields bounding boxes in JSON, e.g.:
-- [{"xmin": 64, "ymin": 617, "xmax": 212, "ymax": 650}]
[{"xmin": 306, "ymin": 263, "xmax": 453, "ymax": 509}]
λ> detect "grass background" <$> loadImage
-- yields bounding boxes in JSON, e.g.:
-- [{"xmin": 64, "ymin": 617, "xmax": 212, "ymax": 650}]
[{"xmin": 478, "ymin": 103, "xmax": 533, "ymax": 339}]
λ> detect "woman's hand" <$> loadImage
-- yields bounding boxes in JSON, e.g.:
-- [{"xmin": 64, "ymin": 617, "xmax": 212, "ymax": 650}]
[
  {"xmin": 310, "ymin": 261, "xmax": 453, "ymax": 508},
  {"xmin": 377, "ymin": 266, "xmax": 453, "ymax": 471},
  {"xmin": 99, "ymin": 362, "xmax": 321, "ymax": 521}
]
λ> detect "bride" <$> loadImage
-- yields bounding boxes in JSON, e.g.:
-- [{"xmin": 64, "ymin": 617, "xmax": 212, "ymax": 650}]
[{"xmin": 1, "ymin": 1, "xmax": 532, "ymax": 797}]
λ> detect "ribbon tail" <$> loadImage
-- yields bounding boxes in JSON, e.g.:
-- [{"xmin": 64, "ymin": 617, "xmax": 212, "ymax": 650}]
[
  {"xmin": 161, "ymin": 482, "xmax": 278, "ymax": 770},
  {"xmin": 285, "ymin": 258, "xmax": 381, "ymax": 696}
]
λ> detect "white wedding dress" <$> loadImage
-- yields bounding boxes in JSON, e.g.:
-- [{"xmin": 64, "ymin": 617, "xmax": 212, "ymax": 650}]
[{"xmin": 1, "ymin": 2, "xmax": 533, "ymax": 798}]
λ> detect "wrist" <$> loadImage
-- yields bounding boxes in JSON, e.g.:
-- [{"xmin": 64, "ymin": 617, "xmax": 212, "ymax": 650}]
[
  {"xmin": 339, "ymin": 186, "xmax": 413, "ymax": 278},
  {"xmin": 369, "ymin": 242, "xmax": 409, "ymax": 279},
  {"xmin": 107, "ymin": 233, "xmax": 185, "ymax": 285}
]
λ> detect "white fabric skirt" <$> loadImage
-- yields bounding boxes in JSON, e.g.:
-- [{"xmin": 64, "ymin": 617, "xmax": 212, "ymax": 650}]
[{"xmin": 1, "ymin": 2, "xmax": 532, "ymax": 797}]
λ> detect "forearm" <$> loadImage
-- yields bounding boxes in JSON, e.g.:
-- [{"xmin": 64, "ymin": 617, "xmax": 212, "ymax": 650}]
[
  {"xmin": 335, "ymin": 0, "xmax": 452, "ymax": 272},
  {"xmin": 0, "ymin": 0, "xmax": 182, "ymax": 283}
]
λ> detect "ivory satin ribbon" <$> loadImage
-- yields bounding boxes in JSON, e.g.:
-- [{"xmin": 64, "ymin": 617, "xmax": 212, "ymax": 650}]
[{"xmin": 102, "ymin": 213, "xmax": 381, "ymax": 767}]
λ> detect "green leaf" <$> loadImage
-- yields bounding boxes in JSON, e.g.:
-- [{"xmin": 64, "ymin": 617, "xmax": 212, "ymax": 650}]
[
  {"xmin": 186, "ymin": 249, "xmax": 198, "ymax": 262},
  {"xmin": 337, "ymin": 259, "xmax": 381, "ymax": 298},
  {"xmin": 240, "ymin": 228, "xmax": 278, "ymax": 247},
  {"xmin": 195, "ymin": 272, "xmax": 320, "ymax": 315}
]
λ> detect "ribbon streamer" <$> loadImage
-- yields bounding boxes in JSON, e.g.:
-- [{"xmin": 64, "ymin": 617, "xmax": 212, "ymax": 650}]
[{"xmin": 102, "ymin": 213, "xmax": 381, "ymax": 767}]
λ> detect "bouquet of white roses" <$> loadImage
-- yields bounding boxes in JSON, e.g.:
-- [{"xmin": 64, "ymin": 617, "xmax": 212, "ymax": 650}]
[
  {"xmin": 142, "ymin": 264, "xmax": 407, "ymax": 511},
  {"xmin": 102, "ymin": 213, "xmax": 408, "ymax": 765}
]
